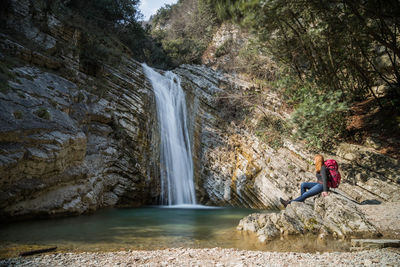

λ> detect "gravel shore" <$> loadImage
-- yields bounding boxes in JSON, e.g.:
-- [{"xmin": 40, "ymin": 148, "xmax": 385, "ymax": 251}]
[{"xmin": 1, "ymin": 247, "xmax": 399, "ymax": 267}]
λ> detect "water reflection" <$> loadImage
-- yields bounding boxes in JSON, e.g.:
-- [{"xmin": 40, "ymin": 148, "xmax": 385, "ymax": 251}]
[{"xmin": 0, "ymin": 207, "xmax": 350, "ymax": 256}]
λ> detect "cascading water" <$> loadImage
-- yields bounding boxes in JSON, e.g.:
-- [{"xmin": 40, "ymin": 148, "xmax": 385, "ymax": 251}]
[{"xmin": 142, "ymin": 63, "xmax": 196, "ymax": 206}]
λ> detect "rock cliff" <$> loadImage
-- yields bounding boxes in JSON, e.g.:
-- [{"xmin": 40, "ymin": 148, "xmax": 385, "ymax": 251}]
[
  {"xmin": 176, "ymin": 64, "xmax": 400, "ymax": 210},
  {"xmin": 0, "ymin": 0, "xmax": 160, "ymax": 219}
]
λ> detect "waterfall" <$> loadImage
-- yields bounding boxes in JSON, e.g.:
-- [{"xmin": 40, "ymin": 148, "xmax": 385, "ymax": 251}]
[{"xmin": 142, "ymin": 64, "xmax": 196, "ymax": 206}]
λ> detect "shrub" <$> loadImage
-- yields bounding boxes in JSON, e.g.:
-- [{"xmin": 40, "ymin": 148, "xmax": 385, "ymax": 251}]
[
  {"xmin": 149, "ymin": 0, "xmax": 218, "ymax": 65},
  {"xmin": 256, "ymin": 114, "xmax": 290, "ymax": 149},
  {"xmin": 215, "ymin": 39, "xmax": 233, "ymax": 58},
  {"xmin": 237, "ymin": 40, "xmax": 277, "ymax": 80},
  {"xmin": 162, "ymin": 38, "xmax": 205, "ymax": 65},
  {"xmin": 291, "ymin": 90, "xmax": 348, "ymax": 151}
]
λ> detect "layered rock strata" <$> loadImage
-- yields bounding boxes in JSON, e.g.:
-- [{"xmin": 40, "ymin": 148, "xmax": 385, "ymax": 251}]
[
  {"xmin": 237, "ymin": 194, "xmax": 381, "ymax": 243},
  {"xmin": 0, "ymin": 0, "xmax": 159, "ymax": 219}
]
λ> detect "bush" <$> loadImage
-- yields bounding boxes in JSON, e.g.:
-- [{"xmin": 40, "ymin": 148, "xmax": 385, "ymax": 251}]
[
  {"xmin": 149, "ymin": 0, "xmax": 218, "ymax": 65},
  {"xmin": 291, "ymin": 90, "xmax": 348, "ymax": 151},
  {"xmin": 64, "ymin": 0, "xmax": 141, "ymax": 28},
  {"xmin": 215, "ymin": 39, "xmax": 233, "ymax": 57},
  {"xmin": 162, "ymin": 38, "xmax": 205, "ymax": 65},
  {"xmin": 238, "ymin": 40, "xmax": 277, "ymax": 80},
  {"xmin": 256, "ymin": 114, "xmax": 289, "ymax": 149}
]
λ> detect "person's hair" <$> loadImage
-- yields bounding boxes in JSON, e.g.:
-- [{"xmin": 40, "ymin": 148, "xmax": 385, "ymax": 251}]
[{"xmin": 315, "ymin": 154, "xmax": 324, "ymax": 173}]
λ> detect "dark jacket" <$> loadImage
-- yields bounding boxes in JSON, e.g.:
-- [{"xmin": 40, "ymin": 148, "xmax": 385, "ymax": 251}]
[{"xmin": 316, "ymin": 165, "xmax": 329, "ymax": 192}]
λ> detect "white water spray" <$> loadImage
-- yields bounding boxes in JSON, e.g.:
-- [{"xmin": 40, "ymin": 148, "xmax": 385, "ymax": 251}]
[{"xmin": 142, "ymin": 64, "xmax": 196, "ymax": 206}]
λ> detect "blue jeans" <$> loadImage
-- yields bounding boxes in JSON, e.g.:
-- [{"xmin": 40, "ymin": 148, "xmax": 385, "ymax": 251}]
[{"xmin": 291, "ymin": 182, "xmax": 323, "ymax": 203}]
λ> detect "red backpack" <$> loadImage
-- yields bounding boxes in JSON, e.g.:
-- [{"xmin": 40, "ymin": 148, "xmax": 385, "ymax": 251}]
[{"xmin": 325, "ymin": 159, "xmax": 341, "ymax": 188}]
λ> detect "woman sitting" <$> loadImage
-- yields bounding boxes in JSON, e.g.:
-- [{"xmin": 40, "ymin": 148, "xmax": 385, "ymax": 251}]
[{"xmin": 280, "ymin": 154, "xmax": 329, "ymax": 207}]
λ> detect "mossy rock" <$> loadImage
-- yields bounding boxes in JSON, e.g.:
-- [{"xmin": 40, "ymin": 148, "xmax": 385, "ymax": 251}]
[
  {"xmin": 13, "ymin": 110, "xmax": 23, "ymax": 120},
  {"xmin": 34, "ymin": 107, "xmax": 51, "ymax": 120},
  {"xmin": 304, "ymin": 217, "xmax": 320, "ymax": 232}
]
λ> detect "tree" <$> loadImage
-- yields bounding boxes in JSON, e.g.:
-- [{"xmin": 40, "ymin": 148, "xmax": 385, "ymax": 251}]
[{"xmin": 64, "ymin": 0, "xmax": 141, "ymax": 28}]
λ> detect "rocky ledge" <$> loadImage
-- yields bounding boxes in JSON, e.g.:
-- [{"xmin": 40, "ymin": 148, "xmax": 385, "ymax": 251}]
[{"xmin": 237, "ymin": 193, "xmax": 386, "ymax": 243}]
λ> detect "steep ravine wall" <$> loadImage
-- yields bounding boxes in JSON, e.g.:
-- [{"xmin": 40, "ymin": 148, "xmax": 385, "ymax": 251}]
[
  {"xmin": 0, "ymin": 0, "xmax": 162, "ymax": 220},
  {"xmin": 176, "ymin": 65, "xmax": 400, "ymax": 210}
]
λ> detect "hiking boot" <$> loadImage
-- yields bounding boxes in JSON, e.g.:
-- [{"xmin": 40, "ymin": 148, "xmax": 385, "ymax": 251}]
[{"xmin": 280, "ymin": 197, "xmax": 290, "ymax": 208}]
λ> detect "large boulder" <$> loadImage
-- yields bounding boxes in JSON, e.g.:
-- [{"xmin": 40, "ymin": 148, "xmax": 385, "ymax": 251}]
[{"xmin": 237, "ymin": 194, "xmax": 380, "ymax": 243}]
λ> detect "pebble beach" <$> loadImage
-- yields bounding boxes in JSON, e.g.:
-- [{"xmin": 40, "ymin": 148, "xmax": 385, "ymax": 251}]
[{"xmin": 1, "ymin": 247, "xmax": 400, "ymax": 267}]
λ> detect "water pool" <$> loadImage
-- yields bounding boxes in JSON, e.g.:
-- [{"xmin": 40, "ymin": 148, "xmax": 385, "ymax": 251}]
[{"xmin": 0, "ymin": 207, "xmax": 349, "ymax": 257}]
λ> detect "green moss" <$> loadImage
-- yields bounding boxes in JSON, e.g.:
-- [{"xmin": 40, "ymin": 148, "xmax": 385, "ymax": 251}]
[
  {"xmin": 13, "ymin": 110, "xmax": 23, "ymax": 119},
  {"xmin": 0, "ymin": 61, "xmax": 15, "ymax": 94},
  {"xmin": 35, "ymin": 107, "xmax": 51, "ymax": 120},
  {"xmin": 0, "ymin": 80, "xmax": 10, "ymax": 94},
  {"xmin": 17, "ymin": 91, "xmax": 25, "ymax": 98},
  {"xmin": 304, "ymin": 217, "xmax": 319, "ymax": 232}
]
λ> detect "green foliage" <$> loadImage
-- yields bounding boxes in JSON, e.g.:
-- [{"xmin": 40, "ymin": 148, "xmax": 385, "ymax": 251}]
[
  {"xmin": 79, "ymin": 36, "xmax": 107, "ymax": 76},
  {"xmin": 51, "ymin": 0, "xmax": 171, "ymax": 70},
  {"xmin": 212, "ymin": 0, "xmax": 400, "ymax": 150},
  {"xmin": 215, "ymin": 0, "xmax": 400, "ymax": 105},
  {"xmin": 215, "ymin": 39, "xmax": 233, "ymax": 58},
  {"xmin": 162, "ymin": 38, "xmax": 205, "ymax": 65},
  {"xmin": 256, "ymin": 114, "xmax": 290, "ymax": 149},
  {"xmin": 215, "ymin": 0, "xmax": 243, "ymax": 22},
  {"xmin": 238, "ymin": 40, "xmax": 277, "ymax": 80},
  {"xmin": 64, "ymin": 0, "xmax": 141, "ymax": 27},
  {"xmin": 149, "ymin": 0, "xmax": 219, "ymax": 66},
  {"xmin": 291, "ymin": 89, "xmax": 348, "ymax": 150},
  {"xmin": 116, "ymin": 23, "xmax": 170, "ymax": 68},
  {"xmin": 35, "ymin": 107, "xmax": 51, "ymax": 120}
]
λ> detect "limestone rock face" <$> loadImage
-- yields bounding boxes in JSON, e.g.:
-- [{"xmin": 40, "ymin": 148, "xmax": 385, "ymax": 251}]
[
  {"xmin": 237, "ymin": 194, "xmax": 380, "ymax": 242},
  {"xmin": 202, "ymin": 23, "xmax": 248, "ymax": 72},
  {"xmin": 175, "ymin": 64, "xmax": 400, "ymax": 211},
  {"xmin": 336, "ymin": 143, "xmax": 400, "ymax": 202},
  {"xmin": 0, "ymin": 0, "xmax": 159, "ymax": 219},
  {"xmin": 176, "ymin": 65, "xmax": 313, "ymax": 209}
]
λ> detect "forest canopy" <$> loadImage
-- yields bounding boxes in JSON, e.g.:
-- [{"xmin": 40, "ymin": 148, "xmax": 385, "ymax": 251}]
[{"xmin": 210, "ymin": 0, "xmax": 400, "ymax": 149}]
